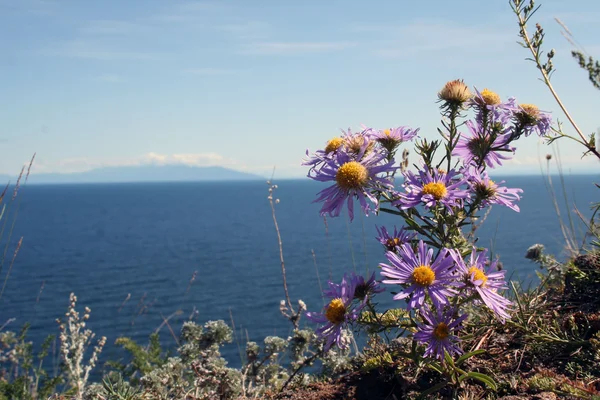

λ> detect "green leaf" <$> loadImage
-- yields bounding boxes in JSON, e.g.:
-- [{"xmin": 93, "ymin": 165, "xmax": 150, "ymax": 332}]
[
  {"xmin": 459, "ymin": 372, "xmax": 497, "ymax": 391},
  {"xmin": 444, "ymin": 351, "xmax": 456, "ymax": 369},
  {"xmin": 455, "ymin": 349, "xmax": 486, "ymax": 366},
  {"xmin": 427, "ymin": 361, "xmax": 443, "ymax": 374}
]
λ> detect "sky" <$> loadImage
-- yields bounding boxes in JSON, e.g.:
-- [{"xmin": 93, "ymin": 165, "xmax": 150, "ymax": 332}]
[{"xmin": 1, "ymin": 0, "xmax": 599, "ymax": 180}]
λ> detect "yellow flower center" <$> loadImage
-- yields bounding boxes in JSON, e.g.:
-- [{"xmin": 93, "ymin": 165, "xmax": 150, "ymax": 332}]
[
  {"xmin": 412, "ymin": 265, "xmax": 435, "ymax": 286},
  {"xmin": 517, "ymin": 104, "xmax": 541, "ymax": 126},
  {"xmin": 325, "ymin": 298, "xmax": 346, "ymax": 324},
  {"xmin": 324, "ymin": 137, "xmax": 343, "ymax": 153},
  {"xmin": 386, "ymin": 238, "xmax": 400, "ymax": 248},
  {"xmin": 481, "ymin": 88, "xmax": 501, "ymax": 105},
  {"xmin": 422, "ymin": 182, "xmax": 448, "ymax": 200},
  {"xmin": 336, "ymin": 161, "xmax": 368, "ymax": 190},
  {"xmin": 520, "ymin": 103, "xmax": 540, "ymax": 118},
  {"xmin": 468, "ymin": 266, "xmax": 488, "ymax": 286},
  {"xmin": 475, "ymin": 180, "xmax": 497, "ymax": 199},
  {"xmin": 433, "ymin": 322, "xmax": 450, "ymax": 340},
  {"xmin": 383, "ymin": 129, "xmax": 391, "ymax": 136}
]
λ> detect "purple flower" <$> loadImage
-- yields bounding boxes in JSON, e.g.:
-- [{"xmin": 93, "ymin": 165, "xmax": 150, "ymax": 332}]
[
  {"xmin": 302, "ymin": 128, "xmax": 375, "ymax": 173},
  {"xmin": 452, "ymin": 248, "xmax": 512, "ymax": 323},
  {"xmin": 469, "ymin": 88, "xmax": 516, "ymax": 112},
  {"xmin": 341, "ymin": 127, "xmax": 376, "ymax": 156},
  {"xmin": 380, "ymin": 240, "xmax": 458, "ymax": 310},
  {"xmin": 513, "ymin": 104, "xmax": 552, "ymax": 137},
  {"xmin": 302, "ymin": 136, "xmax": 345, "ymax": 172},
  {"xmin": 375, "ymin": 225, "xmax": 416, "ymax": 253},
  {"xmin": 309, "ymin": 144, "xmax": 396, "ymax": 221},
  {"xmin": 465, "ymin": 168, "xmax": 523, "ymax": 212},
  {"xmin": 453, "ymin": 120, "xmax": 515, "ymax": 169},
  {"xmin": 306, "ymin": 275, "xmax": 364, "ymax": 351},
  {"xmin": 372, "ymin": 126, "xmax": 419, "ymax": 153},
  {"xmin": 414, "ymin": 306, "xmax": 467, "ymax": 360},
  {"xmin": 393, "ymin": 168, "xmax": 469, "ymax": 213},
  {"xmin": 322, "ymin": 272, "xmax": 384, "ymax": 305},
  {"xmin": 352, "ymin": 272, "xmax": 385, "ymax": 304}
]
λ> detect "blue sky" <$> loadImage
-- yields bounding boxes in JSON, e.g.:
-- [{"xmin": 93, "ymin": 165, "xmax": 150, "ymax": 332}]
[{"xmin": 1, "ymin": 0, "xmax": 599, "ymax": 179}]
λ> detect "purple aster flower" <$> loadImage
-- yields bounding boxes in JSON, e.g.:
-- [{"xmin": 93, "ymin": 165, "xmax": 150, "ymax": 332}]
[
  {"xmin": 465, "ymin": 167, "xmax": 523, "ymax": 212},
  {"xmin": 513, "ymin": 104, "xmax": 552, "ymax": 137},
  {"xmin": 375, "ymin": 225, "xmax": 417, "ymax": 253},
  {"xmin": 452, "ymin": 248, "xmax": 512, "ymax": 323},
  {"xmin": 380, "ymin": 240, "xmax": 458, "ymax": 310},
  {"xmin": 414, "ymin": 306, "xmax": 467, "ymax": 360},
  {"xmin": 469, "ymin": 88, "xmax": 517, "ymax": 114},
  {"xmin": 322, "ymin": 272, "xmax": 383, "ymax": 303},
  {"xmin": 341, "ymin": 127, "xmax": 376, "ymax": 156},
  {"xmin": 302, "ymin": 127, "xmax": 377, "ymax": 173},
  {"xmin": 302, "ymin": 136, "xmax": 345, "ymax": 172},
  {"xmin": 453, "ymin": 120, "xmax": 515, "ymax": 169},
  {"xmin": 309, "ymin": 143, "xmax": 396, "ymax": 221},
  {"xmin": 306, "ymin": 275, "xmax": 364, "ymax": 351},
  {"xmin": 351, "ymin": 272, "xmax": 385, "ymax": 304},
  {"xmin": 393, "ymin": 168, "xmax": 469, "ymax": 213},
  {"xmin": 372, "ymin": 126, "xmax": 419, "ymax": 153}
]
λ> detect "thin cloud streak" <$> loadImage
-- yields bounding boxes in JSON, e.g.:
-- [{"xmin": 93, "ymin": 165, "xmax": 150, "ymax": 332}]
[
  {"xmin": 182, "ymin": 68, "xmax": 237, "ymax": 75},
  {"xmin": 354, "ymin": 19, "xmax": 512, "ymax": 58},
  {"xmin": 42, "ymin": 39, "xmax": 163, "ymax": 60},
  {"xmin": 241, "ymin": 41, "xmax": 356, "ymax": 55},
  {"xmin": 96, "ymin": 74, "xmax": 126, "ymax": 83}
]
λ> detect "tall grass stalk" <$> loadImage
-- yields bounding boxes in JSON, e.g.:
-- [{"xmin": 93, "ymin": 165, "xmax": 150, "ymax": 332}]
[
  {"xmin": 540, "ymin": 149, "xmax": 580, "ymax": 257},
  {"xmin": 267, "ymin": 179, "xmax": 293, "ymax": 314},
  {"xmin": 0, "ymin": 154, "xmax": 35, "ymax": 300}
]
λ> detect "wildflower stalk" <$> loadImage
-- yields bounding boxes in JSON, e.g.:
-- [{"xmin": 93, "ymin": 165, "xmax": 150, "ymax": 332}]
[
  {"xmin": 57, "ymin": 293, "xmax": 106, "ymax": 400},
  {"xmin": 511, "ymin": 0, "xmax": 600, "ymax": 159},
  {"xmin": 267, "ymin": 180, "xmax": 293, "ymax": 314}
]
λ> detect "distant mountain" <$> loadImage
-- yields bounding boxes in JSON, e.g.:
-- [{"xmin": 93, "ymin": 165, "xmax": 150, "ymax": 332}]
[{"xmin": 4, "ymin": 165, "xmax": 265, "ymax": 184}]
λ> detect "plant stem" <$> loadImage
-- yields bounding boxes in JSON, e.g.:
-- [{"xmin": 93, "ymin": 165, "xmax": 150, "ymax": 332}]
[{"xmin": 515, "ymin": 5, "xmax": 600, "ymax": 160}]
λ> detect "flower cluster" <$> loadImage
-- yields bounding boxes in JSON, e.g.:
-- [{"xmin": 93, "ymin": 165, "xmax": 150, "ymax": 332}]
[
  {"xmin": 306, "ymin": 272, "xmax": 382, "ymax": 351},
  {"xmin": 303, "ymin": 126, "xmax": 415, "ymax": 221},
  {"xmin": 380, "ymin": 241, "xmax": 510, "ymax": 358},
  {"xmin": 304, "ymin": 80, "xmax": 548, "ymax": 364}
]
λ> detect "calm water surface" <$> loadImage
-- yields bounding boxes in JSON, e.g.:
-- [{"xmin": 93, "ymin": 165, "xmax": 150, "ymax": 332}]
[{"xmin": 0, "ymin": 174, "xmax": 597, "ymax": 370}]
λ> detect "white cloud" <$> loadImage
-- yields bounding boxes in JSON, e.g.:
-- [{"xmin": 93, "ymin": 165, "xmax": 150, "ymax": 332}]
[
  {"xmin": 242, "ymin": 41, "xmax": 356, "ymax": 55},
  {"xmin": 29, "ymin": 152, "xmax": 234, "ymax": 174},
  {"xmin": 81, "ymin": 20, "xmax": 146, "ymax": 36},
  {"xmin": 42, "ymin": 39, "xmax": 162, "ymax": 61},
  {"xmin": 147, "ymin": 152, "xmax": 225, "ymax": 166},
  {"xmin": 355, "ymin": 19, "xmax": 512, "ymax": 59},
  {"xmin": 219, "ymin": 20, "xmax": 270, "ymax": 41},
  {"xmin": 181, "ymin": 68, "xmax": 235, "ymax": 75},
  {"xmin": 96, "ymin": 74, "xmax": 126, "ymax": 83}
]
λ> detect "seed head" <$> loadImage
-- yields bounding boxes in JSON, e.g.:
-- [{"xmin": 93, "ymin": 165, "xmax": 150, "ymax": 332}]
[{"xmin": 438, "ymin": 79, "xmax": 471, "ymax": 104}]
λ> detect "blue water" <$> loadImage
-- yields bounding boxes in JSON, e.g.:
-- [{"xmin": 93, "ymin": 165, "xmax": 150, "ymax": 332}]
[{"xmin": 0, "ymin": 175, "xmax": 597, "ymax": 374}]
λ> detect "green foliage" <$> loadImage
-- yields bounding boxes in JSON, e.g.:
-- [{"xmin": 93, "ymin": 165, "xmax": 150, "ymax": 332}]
[
  {"xmin": 101, "ymin": 374, "xmax": 142, "ymax": 400},
  {"xmin": 107, "ymin": 333, "xmax": 168, "ymax": 384},
  {"xmin": 572, "ymin": 51, "xmax": 600, "ymax": 90},
  {"xmin": 0, "ymin": 324, "xmax": 62, "ymax": 400}
]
